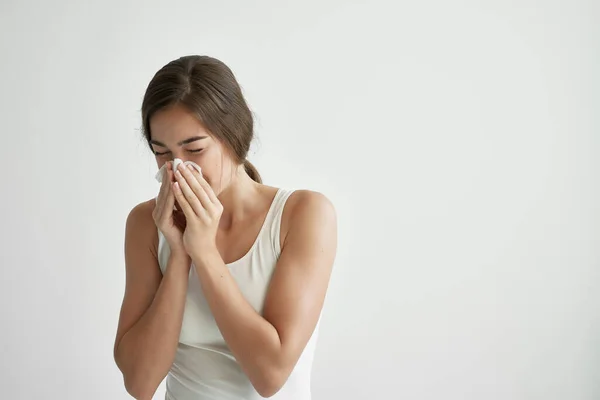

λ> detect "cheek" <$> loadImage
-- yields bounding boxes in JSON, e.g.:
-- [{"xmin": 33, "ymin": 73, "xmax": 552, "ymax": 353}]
[
  {"xmin": 201, "ymin": 169, "xmax": 217, "ymax": 191},
  {"xmin": 196, "ymin": 154, "xmax": 221, "ymax": 184}
]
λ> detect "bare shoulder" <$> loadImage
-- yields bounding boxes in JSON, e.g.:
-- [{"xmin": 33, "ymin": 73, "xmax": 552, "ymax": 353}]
[
  {"xmin": 280, "ymin": 190, "xmax": 337, "ymax": 246},
  {"xmin": 125, "ymin": 198, "xmax": 159, "ymax": 259},
  {"xmin": 126, "ymin": 198, "xmax": 156, "ymax": 231},
  {"xmin": 285, "ymin": 190, "xmax": 335, "ymax": 218}
]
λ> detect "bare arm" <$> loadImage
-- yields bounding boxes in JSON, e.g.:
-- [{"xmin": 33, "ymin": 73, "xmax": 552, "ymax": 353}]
[
  {"xmin": 113, "ymin": 200, "xmax": 190, "ymax": 400},
  {"xmin": 192, "ymin": 190, "xmax": 337, "ymax": 397}
]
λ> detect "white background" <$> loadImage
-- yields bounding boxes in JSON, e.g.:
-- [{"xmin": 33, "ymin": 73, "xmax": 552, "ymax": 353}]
[{"xmin": 1, "ymin": 1, "xmax": 598, "ymax": 399}]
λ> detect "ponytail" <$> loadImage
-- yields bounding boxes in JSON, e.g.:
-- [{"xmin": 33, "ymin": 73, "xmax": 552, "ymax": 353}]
[{"xmin": 243, "ymin": 159, "xmax": 262, "ymax": 183}]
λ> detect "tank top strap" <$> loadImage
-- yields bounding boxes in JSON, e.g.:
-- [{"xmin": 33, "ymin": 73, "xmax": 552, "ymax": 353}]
[{"xmin": 267, "ymin": 188, "xmax": 296, "ymax": 258}]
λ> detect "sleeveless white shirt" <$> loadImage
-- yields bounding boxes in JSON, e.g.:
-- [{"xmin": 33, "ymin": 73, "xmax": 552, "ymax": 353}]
[{"xmin": 157, "ymin": 188, "xmax": 321, "ymax": 400}]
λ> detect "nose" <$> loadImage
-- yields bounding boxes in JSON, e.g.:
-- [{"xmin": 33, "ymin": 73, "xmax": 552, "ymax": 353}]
[
  {"xmin": 170, "ymin": 153, "xmax": 196, "ymax": 164},
  {"xmin": 172, "ymin": 158, "xmax": 185, "ymax": 172}
]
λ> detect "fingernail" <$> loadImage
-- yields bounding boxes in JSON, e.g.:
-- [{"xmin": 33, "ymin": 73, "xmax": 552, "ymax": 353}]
[{"xmin": 187, "ymin": 164, "xmax": 195, "ymax": 171}]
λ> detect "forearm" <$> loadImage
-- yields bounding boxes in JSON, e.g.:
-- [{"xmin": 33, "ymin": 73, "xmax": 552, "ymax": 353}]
[
  {"xmin": 192, "ymin": 250, "xmax": 284, "ymax": 394},
  {"xmin": 116, "ymin": 254, "xmax": 190, "ymax": 398}
]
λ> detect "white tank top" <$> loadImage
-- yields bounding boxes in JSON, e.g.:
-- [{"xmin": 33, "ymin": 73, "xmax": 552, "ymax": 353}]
[{"xmin": 157, "ymin": 188, "xmax": 321, "ymax": 400}]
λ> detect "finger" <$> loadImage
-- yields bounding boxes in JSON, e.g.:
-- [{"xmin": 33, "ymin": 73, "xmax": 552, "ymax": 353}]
[
  {"xmin": 179, "ymin": 164, "xmax": 212, "ymax": 209},
  {"xmin": 167, "ymin": 161, "xmax": 178, "ymax": 211},
  {"xmin": 160, "ymin": 161, "xmax": 172, "ymax": 191},
  {"xmin": 172, "ymin": 181, "xmax": 202, "ymax": 219},
  {"xmin": 154, "ymin": 165, "xmax": 170, "ymax": 216},
  {"xmin": 187, "ymin": 164, "xmax": 219, "ymax": 205},
  {"xmin": 174, "ymin": 168, "xmax": 206, "ymax": 218},
  {"xmin": 163, "ymin": 179, "xmax": 176, "ymax": 218}
]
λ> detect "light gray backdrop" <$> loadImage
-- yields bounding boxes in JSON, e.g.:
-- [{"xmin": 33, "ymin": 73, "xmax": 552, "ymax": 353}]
[{"xmin": 1, "ymin": 1, "xmax": 598, "ymax": 399}]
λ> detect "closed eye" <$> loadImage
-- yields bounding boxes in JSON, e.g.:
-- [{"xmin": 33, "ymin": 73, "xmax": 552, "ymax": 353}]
[{"xmin": 154, "ymin": 149, "xmax": 203, "ymax": 156}]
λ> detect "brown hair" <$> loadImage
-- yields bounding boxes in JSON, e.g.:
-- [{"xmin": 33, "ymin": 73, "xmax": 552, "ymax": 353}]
[{"xmin": 141, "ymin": 55, "xmax": 261, "ymax": 183}]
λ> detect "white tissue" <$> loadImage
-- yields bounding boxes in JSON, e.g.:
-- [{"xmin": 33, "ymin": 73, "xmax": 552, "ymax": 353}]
[{"xmin": 155, "ymin": 158, "xmax": 202, "ymax": 183}]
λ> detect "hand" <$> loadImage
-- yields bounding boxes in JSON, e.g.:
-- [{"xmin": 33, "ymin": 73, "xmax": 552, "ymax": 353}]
[
  {"xmin": 172, "ymin": 162, "xmax": 223, "ymax": 260},
  {"xmin": 152, "ymin": 161, "xmax": 187, "ymax": 257}
]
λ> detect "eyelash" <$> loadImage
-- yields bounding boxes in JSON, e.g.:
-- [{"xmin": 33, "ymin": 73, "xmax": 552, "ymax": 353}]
[{"xmin": 154, "ymin": 149, "xmax": 204, "ymax": 156}]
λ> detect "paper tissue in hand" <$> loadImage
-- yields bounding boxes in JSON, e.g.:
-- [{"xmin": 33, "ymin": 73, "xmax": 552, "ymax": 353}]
[{"xmin": 155, "ymin": 158, "xmax": 202, "ymax": 183}]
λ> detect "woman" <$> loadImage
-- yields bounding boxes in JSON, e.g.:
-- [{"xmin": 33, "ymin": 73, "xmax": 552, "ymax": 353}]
[{"xmin": 113, "ymin": 55, "xmax": 337, "ymax": 400}]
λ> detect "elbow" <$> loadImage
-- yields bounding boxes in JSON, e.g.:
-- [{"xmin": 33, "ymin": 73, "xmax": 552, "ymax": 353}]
[
  {"xmin": 117, "ymin": 358, "xmax": 159, "ymax": 400},
  {"xmin": 252, "ymin": 365, "xmax": 290, "ymax": 398},
  {"xmin": 115, "ymin": 345, "xmax": 161, "ymax": 400},
  {"xmin": 255, "ymin": 380, "xmax": 283, "ymax": 398},
  {"xmin": 115, "ymin": 346, "xmax": 167, "ymax": 400},
  {"xmin": 123, "ymin": 373, "xmax": 157, "ymax": 400}
]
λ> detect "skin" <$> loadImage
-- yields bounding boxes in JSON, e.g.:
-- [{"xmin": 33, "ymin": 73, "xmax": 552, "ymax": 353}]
[{"xmin": 113, "ymin": 104, "xmax": 337, "ymax": 399}]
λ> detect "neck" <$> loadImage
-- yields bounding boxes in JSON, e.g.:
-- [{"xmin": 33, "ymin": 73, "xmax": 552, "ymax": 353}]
[{"xmin": 217, "ymin": 165, "xmax": 260, "ymax": 230}]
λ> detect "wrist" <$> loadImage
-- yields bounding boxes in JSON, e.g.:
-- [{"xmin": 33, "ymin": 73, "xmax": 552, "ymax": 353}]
[
  {"xmin": 168, "ymin": 251, "xmax": 191, "ymax": 268},
  {"xmin": 190, "ymin": 245, "xmax": 221, "ymax": 268}
]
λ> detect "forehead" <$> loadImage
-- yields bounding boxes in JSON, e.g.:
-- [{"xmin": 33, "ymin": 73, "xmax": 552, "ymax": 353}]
[{"xmin": 150, "ymin": 104, "xmax": 212, "ymax": 143}]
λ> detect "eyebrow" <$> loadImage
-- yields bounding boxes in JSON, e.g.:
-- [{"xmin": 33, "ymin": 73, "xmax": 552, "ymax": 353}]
[{"xmin": 150, "ymin": 136, "xmax": 208, "ymax": 148}]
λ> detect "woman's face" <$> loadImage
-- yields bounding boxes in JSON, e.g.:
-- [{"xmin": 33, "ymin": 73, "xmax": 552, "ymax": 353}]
[{"xmin": 149, "ymin": 104, "xmax": 237, "ymax": 196}]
